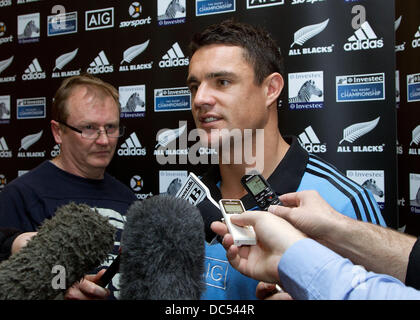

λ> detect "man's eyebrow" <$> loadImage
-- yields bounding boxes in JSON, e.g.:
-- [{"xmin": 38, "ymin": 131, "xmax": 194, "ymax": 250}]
[{"xmin": 187, "ymin": 71, "xmax": 237, "ymax": 84}]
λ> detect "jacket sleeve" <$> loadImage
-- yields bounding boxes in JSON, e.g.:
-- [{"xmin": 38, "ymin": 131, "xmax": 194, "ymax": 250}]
[{"xmin": 406, "ymin": 237, "xmax": 420, "ymax": 290}]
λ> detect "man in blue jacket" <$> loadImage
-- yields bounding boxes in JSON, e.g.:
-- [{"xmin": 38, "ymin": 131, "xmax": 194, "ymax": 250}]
[{"xmin": 187, "ymin": 19, "xmax": 386, "ymax": 299}]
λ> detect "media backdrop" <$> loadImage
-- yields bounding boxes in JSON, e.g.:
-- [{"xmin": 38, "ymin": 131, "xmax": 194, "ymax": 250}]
[{"xmin": 0, "ymin": 0, "xmax": 410, "ymax": 230}]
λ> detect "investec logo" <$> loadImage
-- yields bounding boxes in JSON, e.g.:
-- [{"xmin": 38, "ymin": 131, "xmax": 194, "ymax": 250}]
[
  {"xmin": 87, "ymin": 50, "xmax": 113, "ymax": 74},
  {"xmin": 52, "ymin": 48, "xmax": 81, "ymax": 78},
  {"xmin": 118, "ymin": 132, "xmax": 146, "ymax": 156},
  {"xmin": 159, "ymin": 42, "xmax": 189, "ymax": 68},
  {"xmin": 22, "ymin": 58, "xmax": 46, "ymax": 80},
  {"xmin": 289, "ymin": 19, "xmax": 334, "ymax": 56},
  {"xmin": 298, "ymin": 126, "xmax": 326, "ymax": 153},
  {"xmin": 0, "ymin": 137, "xmax": 12, "ymax": 158},
  {"xmin": 337, "ymin": 117, "xmax": 384, "ymax": 153},
  {"xmin": 344, "ymin": 21, "xmax": 384, "ymax": 51}
]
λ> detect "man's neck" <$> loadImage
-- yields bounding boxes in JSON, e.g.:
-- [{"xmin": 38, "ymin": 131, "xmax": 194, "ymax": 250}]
[
  {"xmin": 218, "ymin": 131, "xmax": 289, "ymax": 199},
  {"xmin": 51, "ymin": 157, "xmax": 105, "ymax": 180}
]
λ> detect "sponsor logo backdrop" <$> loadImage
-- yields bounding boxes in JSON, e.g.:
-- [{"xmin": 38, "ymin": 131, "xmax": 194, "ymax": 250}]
[{"xmin": 0, "ymin": 0, "xmax": 415, "ymax": 231}]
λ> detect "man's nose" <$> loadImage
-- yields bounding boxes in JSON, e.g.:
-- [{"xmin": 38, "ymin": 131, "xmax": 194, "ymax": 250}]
[{"xmin": 193, "ymin": 83, "xmax": 216, "ymax": 109}]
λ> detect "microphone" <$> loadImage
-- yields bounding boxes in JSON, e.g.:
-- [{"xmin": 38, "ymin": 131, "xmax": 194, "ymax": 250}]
[
  {"xmin": 197, "ymin": 199, "xmax": 223, "ymax": 243},
  {"xmin": 0, "ymin": 202, "xmax": 116, "ymax": 300},
  {"xmin": 175, "ymin": 172, "xmax": 223, "ymax": 243},
  {"xmin": 119, "ymin": 195, "xmax": 205, "ymax": 300}
]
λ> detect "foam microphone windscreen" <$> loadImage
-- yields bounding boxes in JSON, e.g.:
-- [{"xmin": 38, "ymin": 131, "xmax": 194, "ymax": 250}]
[
  {"xmin": 119, "ymin": 195, "xmax": 205, "ymax": 300},
  {"xmin": 0, "ymin": 202, "xmax": 116, "ymax": 299}
]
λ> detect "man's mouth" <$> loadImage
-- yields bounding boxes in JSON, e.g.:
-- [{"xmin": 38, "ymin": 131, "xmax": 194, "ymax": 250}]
[
  {"xmin": 200, "ymin": 115, "xmax": 222, "ymax": 124},
  {"xmin": 203, "ymin": 116, "xmax": 220, "ymax": 123}
]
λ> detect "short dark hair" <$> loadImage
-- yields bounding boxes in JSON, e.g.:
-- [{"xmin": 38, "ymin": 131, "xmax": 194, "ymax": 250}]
[
  {"xmin": 189, "ymin": 19, "xmax": 284, "ymax": 85},
  {"xmin": 52, "ymin": 73, "xmax": 120, "ymax": 122}
]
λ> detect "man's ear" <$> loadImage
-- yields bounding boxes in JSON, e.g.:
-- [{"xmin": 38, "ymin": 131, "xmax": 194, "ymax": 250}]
[
  {"xmin": 264, "ymin": 73, "xmax": 284, "ymax": 108},
  {"xmin": 50, "ymin": 120, "xmax": 63, "ymax": 145}
]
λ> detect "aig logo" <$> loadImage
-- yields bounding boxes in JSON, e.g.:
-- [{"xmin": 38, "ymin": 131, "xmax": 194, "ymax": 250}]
[
  {"xmin": 85, "ymin": 7, "xmax": 114, "ymax": 31},
  {"xmin": 204, "ymin": 257, "xmax": 228, "ymax": 290}
]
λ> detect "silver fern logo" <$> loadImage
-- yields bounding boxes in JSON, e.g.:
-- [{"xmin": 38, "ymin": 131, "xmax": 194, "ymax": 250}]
[
  {"xmin": 119, "ymin": 41, "xmax": 153, "ymax": 72},
  {"xmin": 17, "ymin": 130, "xmax": 46, "ymax": 158},
  {"xmin": 339, "ymin": 117, "xmax": 380, "ymax": 144},
  {"xmin": 0, "ymin": 56, "xmax": 12, "ymax": 74},
  {"xmin": 121, "ymin": 40, "xmax": 149, "ymax": 64},
  {"xmin": 410, "ymin": 125, "xmax": 420, "ymax": 146},
  {"xmin": 19, "ymin": 130, "xmax": 43, "ymax": 151},
  {"xmin": 155, "ymin": 123, "xmax": 187, "ymax": 149},
  {"xmin": 291, "ymin": 19, "xmax": 329, "ymax": 47},
  {"xmin": 54, "ymin": 48, "xmax": 78, "ymax": 71},
  {"xmin": 52, "ymin": 48, "xmax": 81, "ymax": 78},
  {"xmin": 289, "ymin": 19, "xmax": 333, "ymax": 56},
  {"xmin": 0, "ymin": 56, "xmax": 15, "ymax": 83},
  {"xmin": 337, "ymin": 117, "xmax": 384, "ymax": 153}
]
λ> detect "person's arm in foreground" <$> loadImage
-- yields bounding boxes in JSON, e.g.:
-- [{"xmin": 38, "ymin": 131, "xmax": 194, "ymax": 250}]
[
  {"xmin": 211, "ymin": 212, "xmax": 420, "ymax": 300},
  {"xmin": 268, "ymin": 190, "xmax": 417, "ymax": 283}
]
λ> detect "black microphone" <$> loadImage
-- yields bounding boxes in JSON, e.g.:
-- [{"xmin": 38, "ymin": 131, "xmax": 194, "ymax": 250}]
[
  {"xmin": 174, "ymin": 172, "xmax": 223, "ymax": 244},
  {"xmin": 197, "ymin": 199, "xmax": 223, "ymax": 243},
  {"xmin": 0, "ymin": 202, "xmax": 116, "ymax": 300},
  {"xmin": 119, "ymin": 195, "xmax": 205, "ymax": 300}
]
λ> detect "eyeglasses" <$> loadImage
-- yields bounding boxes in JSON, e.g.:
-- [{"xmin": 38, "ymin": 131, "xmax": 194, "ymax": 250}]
[{"xmin": 57, "ymin": 120, "xmax": 125, "ymax": 140}]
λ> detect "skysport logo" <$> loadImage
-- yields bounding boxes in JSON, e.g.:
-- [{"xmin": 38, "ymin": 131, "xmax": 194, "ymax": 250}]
[
  {"xmin": 0, "ymin": 22, "xmax": 13, "ymax": 45},
  {"xmin": 159, "ymin": 42, "xmax": 189, "ymax": 68},
  {"xmin": 297, "ymin": 126, "xmax": 326, "ymax": 153},
  {"xmin": 344, "ymin": 21, "xmax": 384, "ymax": 51},
  {"xmin": 22, "ymin": 58, "xmax": 46, "ymax": 80},
  {"xmin": 87, "ymin": 50, "xmax": 113, "ymax": 74},
  {"xmin": 119, "ymin": 2, "xmax": 152, "ymax": 28}
]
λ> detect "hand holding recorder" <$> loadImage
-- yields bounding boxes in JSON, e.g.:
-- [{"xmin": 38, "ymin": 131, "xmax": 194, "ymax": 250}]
[{"xmin": 211, "ymin": 210, "xmax": 306, "ymax": 284}]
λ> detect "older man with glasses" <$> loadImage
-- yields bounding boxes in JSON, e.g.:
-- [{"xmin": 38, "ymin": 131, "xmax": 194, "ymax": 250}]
[{"xmin": 0, "ymin": 74, "xmax": 136, "ymax": 300}]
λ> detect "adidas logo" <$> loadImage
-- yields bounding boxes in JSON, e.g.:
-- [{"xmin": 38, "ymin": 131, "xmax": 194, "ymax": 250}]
[
  {"xmin": 87, "ymin": 50, "xmax": 114, "ymax": 74},
  {"xmin": 22, "ymin": 58, "xmax": 46, "ymax": 80},
  {"xmin": 117, "ymin": 132, "xmax": 146, "ymax": 156},
  {"xmin": 344, "ymin": 21, "xmax": 384, "ymax": 51},
  {"xmin": 298, "ymin": 126, "xmax": 326, "ymax": 153},
  {"xmin": 412, "ymin": 26, "xmax": 420, "ymax": 48},
  {"xmin": 0, "ymin": 136, "xmax": 12, "ymax": 157},
  {"xmin": 159, "ymin": 42, "xmax": 189, "ymax": 68}
]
